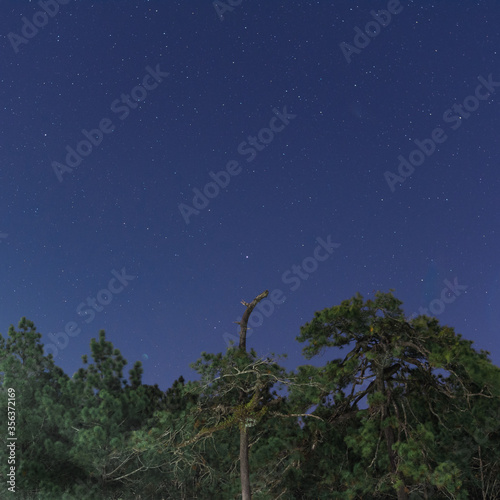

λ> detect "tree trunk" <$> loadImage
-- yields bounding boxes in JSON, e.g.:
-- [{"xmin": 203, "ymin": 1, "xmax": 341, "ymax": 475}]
[
  {"xmin": 384, "ymin": 422, "xmax": 407, "ymax": 500},
  {"xmin": 236, "ymin": 290, "xmax": 269, "ymax": 500},
  {"xmin": 240, "ymin": 427, "xmax": 251, "ymax": 500},
  {"xmin": 377, "ymin": 372, "xmax": 408, "ymax": 500}
]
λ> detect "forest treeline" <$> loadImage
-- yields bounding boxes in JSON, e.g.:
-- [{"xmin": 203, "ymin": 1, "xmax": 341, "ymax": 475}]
[{"xmin": 0, "ymin": 291, "xmax": 499, "ymax": 499}]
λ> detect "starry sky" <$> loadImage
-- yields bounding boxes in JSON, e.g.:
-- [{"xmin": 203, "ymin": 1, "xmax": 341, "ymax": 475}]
[{"xmin": 1, "ymin": 1, "xmax": 499, "ymax": 390}]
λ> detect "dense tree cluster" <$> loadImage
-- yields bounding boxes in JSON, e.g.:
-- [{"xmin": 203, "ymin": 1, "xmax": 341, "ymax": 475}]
[{"xmin": 0, "ymin": 292, "xmax": 499, "ymax": 499}]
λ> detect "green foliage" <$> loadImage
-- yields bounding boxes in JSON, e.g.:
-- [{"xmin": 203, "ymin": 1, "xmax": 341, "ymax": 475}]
[
  {"xmin": 1, "ymin": 291, "xmax": 499, "ymax": 498},
  {"xmin": 292, "ymin": 291, "xmax": 500, "ymax": 498}
]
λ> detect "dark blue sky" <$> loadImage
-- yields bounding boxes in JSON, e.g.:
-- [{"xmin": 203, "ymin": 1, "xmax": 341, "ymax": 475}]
[{"xmin": 1, "ymin": 1, "xmax": 499, "ymax": 390}]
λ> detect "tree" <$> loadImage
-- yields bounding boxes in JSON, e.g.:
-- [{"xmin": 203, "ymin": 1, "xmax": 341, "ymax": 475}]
[
  {"xmin": 189, "ymin": 290, "xmax": 273, "ymax": 499},
  {"xmin": 294, "ymin": 291, "xmax": 500, "ymax": 499},
  {"xmin": 64, "ymin": 330, "xmax": 152, "ymax": 497},
  {"xmin": 0, "ymin": 318, "xmax": 82, "ymax": 498},
  {"xmin": 236, "ymin": 289, "xmax": 269, "ymax": 499}
]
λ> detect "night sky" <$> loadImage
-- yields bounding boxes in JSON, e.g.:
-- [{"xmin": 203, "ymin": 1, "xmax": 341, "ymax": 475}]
[{"xmin": 1, "ymin": 1, "xmax": 499, "ymax": 391}]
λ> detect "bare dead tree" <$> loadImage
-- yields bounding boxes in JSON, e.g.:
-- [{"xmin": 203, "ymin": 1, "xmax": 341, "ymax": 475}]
[{"xmin": 235, "ymin": 290, "xmax": 269, "ymax": 500}]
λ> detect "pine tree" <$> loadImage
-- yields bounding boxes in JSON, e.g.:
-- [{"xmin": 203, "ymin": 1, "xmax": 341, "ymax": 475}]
[
  {"xmin": 294, "ymin": 291, "xmax": 500, "ymax": 499},
  {"xmin": 61, "ymin": 330, "xmax": 150, "ymax": 498},
  {"xmin": 0, "ymin": 318, "xmax": 84, "ymax": 497}
]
